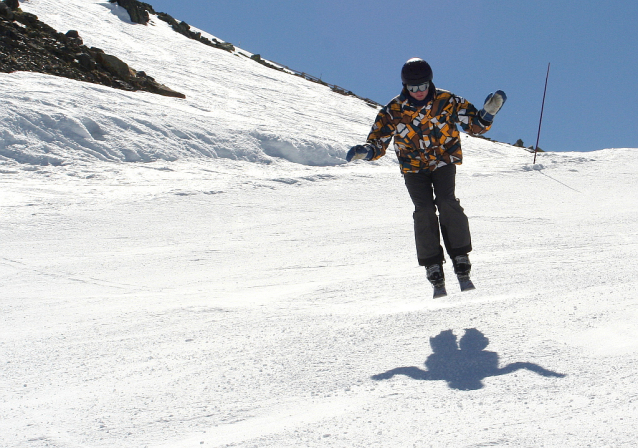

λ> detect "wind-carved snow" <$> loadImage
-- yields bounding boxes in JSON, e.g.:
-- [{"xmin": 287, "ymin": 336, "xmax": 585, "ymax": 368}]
[{"xmin": 1, "ymin": 1, "xmax": 638, "ymax": 448}]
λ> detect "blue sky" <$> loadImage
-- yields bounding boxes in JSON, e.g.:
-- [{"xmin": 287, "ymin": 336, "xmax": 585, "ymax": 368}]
[{"xmin": 146, "ymin": 0, "xmax": 637, "ymax": 152}]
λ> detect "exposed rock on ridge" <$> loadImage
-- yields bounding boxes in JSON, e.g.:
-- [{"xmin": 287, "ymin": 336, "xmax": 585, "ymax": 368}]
[{"xmin": 109, "ymin": 0, "xmax": 235, "ymax": 52}]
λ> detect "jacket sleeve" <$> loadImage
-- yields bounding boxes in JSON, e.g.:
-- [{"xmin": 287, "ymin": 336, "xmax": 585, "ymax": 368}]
[
  {"xmin": 453, "ymin": 95, "xmax": 492, "ymax": 135},
  {"xmin": 365, "ymin": 105, "xmax": 397, "ymax": 160}
]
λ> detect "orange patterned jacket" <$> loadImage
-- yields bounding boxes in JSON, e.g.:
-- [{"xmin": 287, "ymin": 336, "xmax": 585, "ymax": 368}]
[{"xmin": 366, "ymin": 87, "xmax": 491, "ymax": 173}]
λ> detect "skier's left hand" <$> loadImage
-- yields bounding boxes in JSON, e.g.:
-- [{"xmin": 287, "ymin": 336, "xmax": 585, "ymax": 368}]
[{"xmin": 479, "ymin": 90, "xmax": 507, "ymax": 122}]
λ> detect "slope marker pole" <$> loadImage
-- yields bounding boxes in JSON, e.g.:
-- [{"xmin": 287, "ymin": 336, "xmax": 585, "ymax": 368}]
[{"xmin": 534, "ymin": 63, "xmax": 550, "ymax": 164}]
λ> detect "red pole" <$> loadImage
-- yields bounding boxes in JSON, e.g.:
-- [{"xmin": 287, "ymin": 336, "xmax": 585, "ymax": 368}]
[{"xmin": 534, "ymin": 63, "xmax": 550, "ymax": 164}]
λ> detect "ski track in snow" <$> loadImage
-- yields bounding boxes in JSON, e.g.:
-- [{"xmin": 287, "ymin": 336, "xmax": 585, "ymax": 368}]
[{"xmin": 2, "ymin": 1, "xmax": 638, "ymax": 447}]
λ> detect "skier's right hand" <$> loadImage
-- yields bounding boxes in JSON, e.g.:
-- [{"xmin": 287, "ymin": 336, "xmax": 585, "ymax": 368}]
[{"xmin": 346, "ymin": 144, "xmax": 374, "ymax": 162}]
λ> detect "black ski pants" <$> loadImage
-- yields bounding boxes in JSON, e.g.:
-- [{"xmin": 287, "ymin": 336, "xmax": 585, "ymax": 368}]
[{"xmin": 403, "ymin": 164, "xmax": 472, "ymax": 267}]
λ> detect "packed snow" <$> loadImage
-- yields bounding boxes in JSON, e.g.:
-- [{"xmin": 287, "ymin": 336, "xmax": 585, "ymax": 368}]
[{"xmin": 1, "ymin": 1, "xmax": 638, "ymax": 447}]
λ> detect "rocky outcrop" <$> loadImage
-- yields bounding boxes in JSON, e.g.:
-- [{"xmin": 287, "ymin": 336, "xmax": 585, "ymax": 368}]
[
  {"xmin": 156, "ymin": 13, "xmax": 235, "ymax": 53},
  {"xmin": 0, "ymin": 0, "xmax": 185, "ymax": 98},
  {"xmin": 109, "ymin": 0, "xmax": 235, "ymax": 53},
  {"xmin": 250, "ymin": 54, "xmax": 285, "ymax": 72},
  {"xmin": 109, "ymin": 0, "xmax": 151, "ymax": 25}
]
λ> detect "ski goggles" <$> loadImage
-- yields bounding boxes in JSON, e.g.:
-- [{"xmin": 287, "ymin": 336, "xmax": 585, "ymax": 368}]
[{"xmin": 406, "ymin": 82, "xmax": 430, "ymax": 93}]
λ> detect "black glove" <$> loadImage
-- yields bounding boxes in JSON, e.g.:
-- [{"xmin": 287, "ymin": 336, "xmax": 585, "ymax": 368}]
[{"xmin": 346, "ymin": 144, "xmax": 374, "ymax": 162}]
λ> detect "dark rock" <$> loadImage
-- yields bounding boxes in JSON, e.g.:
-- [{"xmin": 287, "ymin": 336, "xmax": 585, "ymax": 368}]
[
  {"xmin": 250, "ymin": 53, "xmax": 282, "ymax": 72},
  {"xmin": 76, "ymin": 52, "xmax": 95, "ymax": 70},
  {"xmin": 65, "ymin": 30, "xmax": 82, "ymax": 45},
  {"xmin": 0, "ymin": 3, "xmax": 14, "ymax": 20},
  {"xmin": 217, "ymin": 42, "xmax": 234, "ymax": 52},
  {"xmin": 4, "ymin": 0, "xmax": 19, "ymax": 11},
  {"xmin": 95, "ymin": 51, "xmax": 134, "ymax": 79},
  {"xmin": 15, "ymin": 12, "xmax": 38, "ymax": 25},
  {"xmin": 155, "ymin": 12, "xmax": 176, "ymax": 26},
  {"xmin": 154, "ymin": 12, "xmax": 235, "ymax": 53},
  {"xmin": 109, "ymin": 0, "xmax": 151, "ymax": 25},
  {"xmin": 147, "ymin": 82, "xmax": 186, "ymax": 99},
  {"xmin": 172, "ymin": 21, "xmax": 190, "ymax": 34}
]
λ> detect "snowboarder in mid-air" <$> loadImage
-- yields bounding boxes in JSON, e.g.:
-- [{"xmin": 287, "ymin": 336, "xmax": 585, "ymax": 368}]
[{"xmin": 346, "ymin": 58, "xmax": 506, "ymax": 298}]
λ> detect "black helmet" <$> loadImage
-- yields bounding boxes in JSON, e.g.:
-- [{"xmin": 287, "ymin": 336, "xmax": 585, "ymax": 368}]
[{"xmin": 401, "ymin": 58, "xmax": 433, "ymax": 85}]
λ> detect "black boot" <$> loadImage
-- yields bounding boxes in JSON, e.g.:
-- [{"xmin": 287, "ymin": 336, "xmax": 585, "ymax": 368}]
[
  {"xmin": 453, "ymin": 255, "xmax": 475, "ymax": 291},
  {"xmin": 426, "ymin": 263, "xmax": 445, "ymax": 287},
  {"xmin": 426, "ymin": 264, "xmax": 447, "ymax": 298},
  {"xmin": 452, "ymin": 255, "xmax": 471, "ymax": 280}
]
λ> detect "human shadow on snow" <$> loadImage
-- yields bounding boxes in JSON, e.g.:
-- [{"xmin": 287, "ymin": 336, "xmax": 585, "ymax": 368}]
[{"xmin": 371, "ymin": 329, "xmax": 566, "ymax": 390}]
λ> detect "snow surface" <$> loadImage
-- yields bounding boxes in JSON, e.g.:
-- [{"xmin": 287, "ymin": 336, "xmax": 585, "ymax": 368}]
[{"xmin": 2, "ymin": 1, "xmax": 638, "ymax": 447}]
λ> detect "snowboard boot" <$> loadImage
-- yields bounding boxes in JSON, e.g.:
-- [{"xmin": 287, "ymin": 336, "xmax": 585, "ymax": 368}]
[
  {"xmin": 426, "ymin": 263, "xmax": 446, "ymax": 298},
  {"xmin": 452, "ymin": 255, "xmax": 475, "ymax": 291}
]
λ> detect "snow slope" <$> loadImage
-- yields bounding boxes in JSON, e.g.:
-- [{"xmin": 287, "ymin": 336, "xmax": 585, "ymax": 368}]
[
  {"xmin": 2, "ymin": 1, "xmax": 638, "ymax": 447},
  {"xmin": 1, "ymin": 0, "xmax": 378, "ymax": 167}
]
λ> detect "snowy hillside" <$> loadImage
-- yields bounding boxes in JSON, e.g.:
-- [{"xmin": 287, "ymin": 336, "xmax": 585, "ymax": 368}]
[
  {"xmin": 2, "ymin": 1, "xmax": 638, "ymax": 448},
  {"xmin": 1, "ymin": 0, "xmax": 379, "ymax": 167}
]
